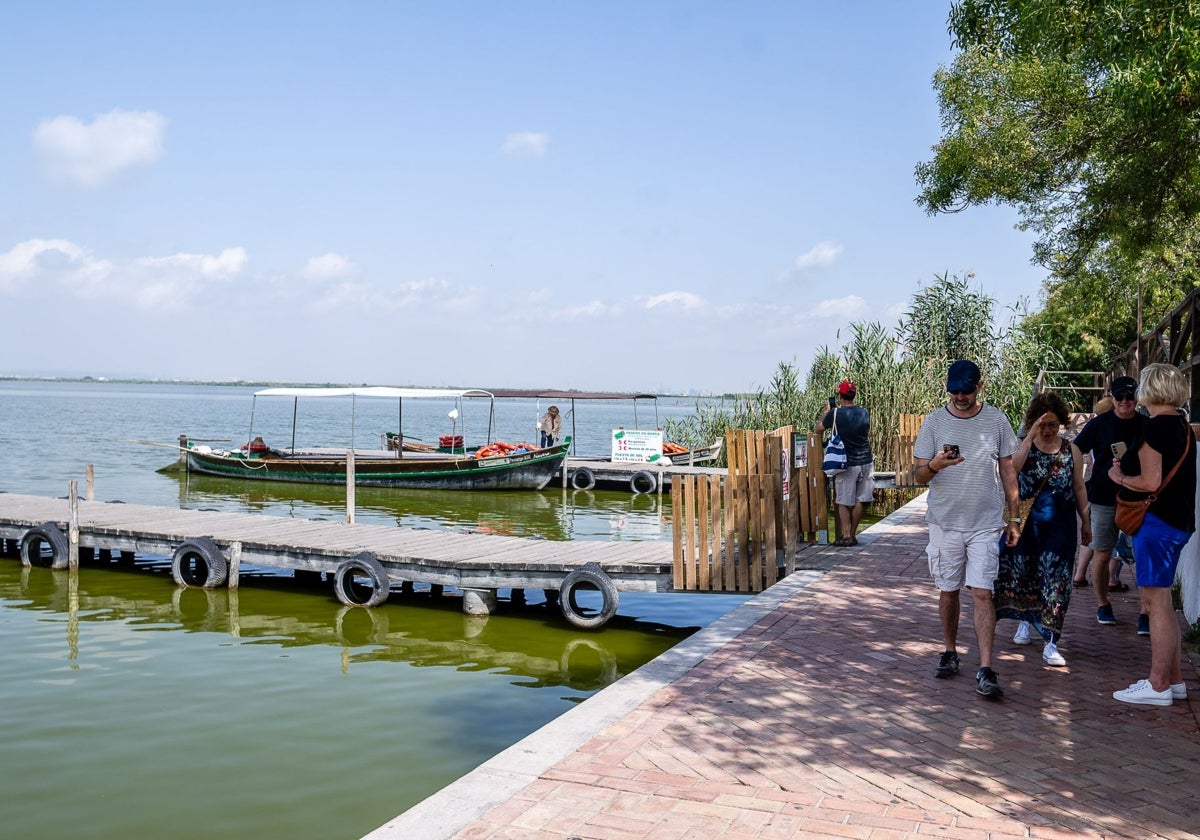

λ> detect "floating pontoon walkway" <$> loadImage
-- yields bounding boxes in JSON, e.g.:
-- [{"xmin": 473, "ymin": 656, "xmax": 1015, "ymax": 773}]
[{"xmin": 0, "ymin": 492, "xmax": 675, "ymax": 627}]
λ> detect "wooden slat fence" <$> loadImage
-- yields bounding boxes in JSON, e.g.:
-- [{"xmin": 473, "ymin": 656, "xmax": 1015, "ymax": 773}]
[
  {"xmin": 671, "ymin": 427, "xmax": 821, "ymax": 592},
  {"xmin": 893, "ymin": 413, "xmax": 925, "ymax": 487}
]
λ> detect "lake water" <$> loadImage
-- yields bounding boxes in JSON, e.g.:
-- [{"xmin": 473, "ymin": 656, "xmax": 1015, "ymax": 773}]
[{"xmin": 0, "ymin": 380, "xmax": 747, "ymax": 840}]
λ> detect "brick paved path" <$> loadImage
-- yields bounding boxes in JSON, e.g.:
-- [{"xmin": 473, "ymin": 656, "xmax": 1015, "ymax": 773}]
[{"xmin": 442, "ymin": 497, "xmax": 1200, "ymax": 839}]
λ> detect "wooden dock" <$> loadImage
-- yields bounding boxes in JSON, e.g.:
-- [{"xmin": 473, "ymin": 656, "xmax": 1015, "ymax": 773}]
[
  {"xmin": 556, "ymin": 458, "xmax": 723, "ymax": 494},
  {"xmin": 0, "ymin": 492, "xmax": 674, "ymax": 628}
]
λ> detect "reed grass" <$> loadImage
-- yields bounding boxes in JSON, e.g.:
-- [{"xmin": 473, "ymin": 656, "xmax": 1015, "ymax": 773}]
[{"xmin": 666, "ymin": 272, "xmax": 1063, "ymax": 471}]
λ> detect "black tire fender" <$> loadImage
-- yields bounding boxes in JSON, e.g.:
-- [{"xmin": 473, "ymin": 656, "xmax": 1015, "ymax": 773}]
[
  {"xmin": 333, "ymin": 552, "xmax": 391, "ymax": 608},
  {"xmin": 558, "ymin": 562, "xmax": 618, "ymax": 629},
  {"xmin": 20, "ymin": 523, "xmax": 69, "ymax": 570},
  {"xmin": 171, "ymin": 536, "xmax": 229, "ymax": 588},
  {"xmin": 630, "ymin": 469, "xmax": 657, "ymax": 495},
  {"xmin": 570, "ymin": 467, "xmax": 596, "ymax": 491}
]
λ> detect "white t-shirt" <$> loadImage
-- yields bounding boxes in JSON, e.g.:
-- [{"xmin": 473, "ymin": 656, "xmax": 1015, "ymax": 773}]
[{"xmin": 914, "ymin": 403, "xmax": 1019, "ymax": 532}]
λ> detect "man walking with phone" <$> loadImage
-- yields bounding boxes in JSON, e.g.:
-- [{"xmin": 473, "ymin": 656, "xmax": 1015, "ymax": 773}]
[
  {"xmin": 1072, "ymin": 376, "xmax": 1146, "ymax": 628},
  {"xmin": 913, "ymin": 360, "xmax": 1021, "ymax": 700}
]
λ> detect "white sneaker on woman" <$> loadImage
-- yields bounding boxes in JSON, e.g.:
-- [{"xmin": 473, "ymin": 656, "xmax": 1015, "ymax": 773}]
[
  {"xmin": 1113, "ymin": 679, "xmax": 1173, "ymax": 706},
  {"xmin": 1042, "ymin": 641, "xmax": 1066, "ymax": 667},
  {"xmin": 1013, "ymin": 620, "xmax": 1033, "ymax": 645}
]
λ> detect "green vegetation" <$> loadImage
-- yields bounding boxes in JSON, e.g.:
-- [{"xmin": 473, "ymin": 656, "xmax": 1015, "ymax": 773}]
[
  {"xmin": 665, "ymin": 272, "xmax": 1063, "ymax": 465},
  {"xmin": 916, "ymin": 0, "xmax": 1200, "ymax": 373}
]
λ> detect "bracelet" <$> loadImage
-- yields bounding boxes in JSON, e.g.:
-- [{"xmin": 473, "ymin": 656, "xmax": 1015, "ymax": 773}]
[
  {"xmin": 928, "ymin": 464, "xmax": 939, "ymax": 474},
  {"xmin": 1006, "ymin": 517, "xmax": 1021, "ymax": 523}
]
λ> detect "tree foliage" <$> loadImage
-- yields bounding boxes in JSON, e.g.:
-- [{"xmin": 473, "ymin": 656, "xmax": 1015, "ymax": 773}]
[
  {"xmin": 916, "ymin": 1, "xmax": 1200, "ymax": 279},
  {"xmin": 1022, "ymin": 244, "xmax": 1197, "ymax": 371}
]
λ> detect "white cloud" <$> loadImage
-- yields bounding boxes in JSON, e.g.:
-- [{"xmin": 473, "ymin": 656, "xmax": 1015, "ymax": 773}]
[
  {"xmin": 0, "ymin": 239, "xmax": 246, "ymax": 310},
  {"xmin": 806, "ymin": 295, "xmax": 867, "ymax": 319},
  {"xmin": 112, "ymin": 247, "xmax": 247, "ymax": 310},
  {"xmin": 305, "ymin": 280, "xmax": 377, "ymax": 313},
  {"xmin": 34, "ymin": 109, "xmax": 167, "ymax": 188},
  {"xmin": 563, "ymin": 300, "xmax": 621, "ymax": 318},
  {"xmin": 794, "ymin": 241, "xmax": 844, "ymax": 271},
  {"xmin": 301, "ymin": 252, "xmax": 357, "ymax": 281},
  {"xmin": 501, "ymin": 131, "xmax": 550, "ymax": 158},
  {"xmin": 0, "ymin": 239, "xmax": 91, "ymax": 291},
  {"xmin": 135, "ymin": 247, "xmax": 246, "ymax": 278},
  {"xmin": 639, "ymin": 291, "xmax": 706, "ymax": 310}
]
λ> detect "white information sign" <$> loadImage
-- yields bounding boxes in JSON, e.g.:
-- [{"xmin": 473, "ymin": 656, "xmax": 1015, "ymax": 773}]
[
  {"xmin": 793, "ymin": 433, "xmax": 808, "ymax": 468},
  {"xmin": 610, "ymin": 429, "xmax": 665, "ymax": 463}
]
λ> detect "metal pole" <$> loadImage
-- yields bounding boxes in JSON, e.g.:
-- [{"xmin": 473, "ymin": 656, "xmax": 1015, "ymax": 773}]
[{"xmin": 247, "ymin": 395, "xmax": 258, "ymax": 453}]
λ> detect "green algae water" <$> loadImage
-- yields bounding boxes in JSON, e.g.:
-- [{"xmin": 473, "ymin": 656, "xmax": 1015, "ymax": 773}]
[{"xmin": 0, "ymin": 380, "xmax": 749, "ymax": 840}]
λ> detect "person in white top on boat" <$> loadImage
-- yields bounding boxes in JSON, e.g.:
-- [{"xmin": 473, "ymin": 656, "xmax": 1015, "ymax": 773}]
[{"xmin": 538, "ymin": 406, "xmax": 562, "ymax": 448}]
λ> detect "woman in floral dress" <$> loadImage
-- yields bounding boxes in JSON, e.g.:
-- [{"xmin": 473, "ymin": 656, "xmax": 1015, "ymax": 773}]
[{"xmin": 995, "ymin": 392, "xmax": 1091, "ymax": 667}]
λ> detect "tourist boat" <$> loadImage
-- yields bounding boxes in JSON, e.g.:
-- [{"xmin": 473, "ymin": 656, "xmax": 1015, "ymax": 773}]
[{"xmin": 177, "ymin": 387, "xmax": 570, "ymax": 491}]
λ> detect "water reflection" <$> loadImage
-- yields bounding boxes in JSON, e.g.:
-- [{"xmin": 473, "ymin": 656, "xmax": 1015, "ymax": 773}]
[
  {"xmin": 167, "ymin": 471, "xmax": 671, "ymax": 541},
  {"xmin": 3, "ymin": 562, "xmax": 690, "ymax": 693}
]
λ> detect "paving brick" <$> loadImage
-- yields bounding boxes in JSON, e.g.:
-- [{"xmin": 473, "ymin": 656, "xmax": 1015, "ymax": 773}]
[{"xmin": 446, "ymin": 497, "xmax": 1200, "ymax": 840}]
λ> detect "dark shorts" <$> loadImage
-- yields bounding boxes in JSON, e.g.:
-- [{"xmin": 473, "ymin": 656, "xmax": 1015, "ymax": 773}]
[{"xmin": 1132, "ymin": 512, "xmax": 1192, "ymax": 588}]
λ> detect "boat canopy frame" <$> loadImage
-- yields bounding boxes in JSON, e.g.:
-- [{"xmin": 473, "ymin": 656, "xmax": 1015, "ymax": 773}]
[
  {"xmin": 247, "ymin": 387, "xmax": 497, "ymax": 455},
  {"xmin": 485, "ymin": 389, "xmax": 660, "ymax": 455}
]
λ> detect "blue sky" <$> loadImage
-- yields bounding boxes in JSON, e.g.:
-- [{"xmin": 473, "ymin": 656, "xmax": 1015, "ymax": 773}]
[{"xmin": 0, "ymin": 2, "xmax": 1044, "ymax": 394}]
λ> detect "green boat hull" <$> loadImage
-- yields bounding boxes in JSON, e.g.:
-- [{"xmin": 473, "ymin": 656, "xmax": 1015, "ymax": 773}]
[{"xmin": 185, "ymin": 442, "xmax": 570, "ymax": 491}]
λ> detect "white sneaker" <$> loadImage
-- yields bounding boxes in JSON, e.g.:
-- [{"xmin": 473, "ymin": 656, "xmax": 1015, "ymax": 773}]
[
  {"xmin": 1013, "ymin": 620, "xmax": 1033, "ymax": 645},
  {"xmin": 1171, "ymin": 682, "xmax": 1187, "ymax": 700},
  {"xmin": 1113, "ymin": 679, "xmax": 1173, "ymax": 706},
  {"xmin": 1042, "ymin": 641, "xmax": 1066, "ymax": 667}
]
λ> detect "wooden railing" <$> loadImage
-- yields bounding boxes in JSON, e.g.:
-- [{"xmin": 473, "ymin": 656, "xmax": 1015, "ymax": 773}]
[{"xmin": 1112, "ymin": 286, "xmax": 1200, "ymax": 417}]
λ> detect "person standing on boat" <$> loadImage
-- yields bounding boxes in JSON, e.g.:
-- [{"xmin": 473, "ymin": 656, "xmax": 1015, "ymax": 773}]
[
  {"xmin": 814, "ymin": 380, "xmax": 873, "ymax": 546},
  {"xmin": 538, "ymin": 406, "xmax": 562, "ymax": 448}
]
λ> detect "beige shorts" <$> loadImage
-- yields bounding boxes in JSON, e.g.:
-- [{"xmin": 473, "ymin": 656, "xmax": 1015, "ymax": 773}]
[
  {"xmin": 926, "ymin": 522, "xmax": 1001, "ymax": 592},
  {"xmin": 832, "ymin": 463, "xmax": 874, "ymax": 506}
]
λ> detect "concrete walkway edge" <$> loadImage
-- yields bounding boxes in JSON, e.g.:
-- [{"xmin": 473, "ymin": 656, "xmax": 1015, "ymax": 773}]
[{"xmin": 362, "ymin": 568, "xmax": 828, "ymax": 839}]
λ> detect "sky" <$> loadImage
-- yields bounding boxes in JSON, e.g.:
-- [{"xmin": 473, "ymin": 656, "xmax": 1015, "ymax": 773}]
[{"xmin": 0, "ymin": 2, "xmax": 1047, "ymax": 394}]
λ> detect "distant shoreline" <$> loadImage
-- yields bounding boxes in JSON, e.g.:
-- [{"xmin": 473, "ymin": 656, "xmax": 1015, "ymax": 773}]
[{"xmin": 0, "ymin": 375, "xmax": 736, "ymax": 400}]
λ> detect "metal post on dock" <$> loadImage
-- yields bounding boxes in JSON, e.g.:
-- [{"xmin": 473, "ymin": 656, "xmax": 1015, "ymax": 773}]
[
  {"xmin": 85, "ymin": 464, "xmax": 94, "ymax": 501},
  {"xmin": 68, "ymin": 480, "xmax": 80, "ymax": 570},
  {"xmin": 346, "ymin": 451, "xmax": 356, "ymax": 524}
]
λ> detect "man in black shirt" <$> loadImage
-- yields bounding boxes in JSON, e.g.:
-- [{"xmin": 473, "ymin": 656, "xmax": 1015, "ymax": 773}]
[{"xmin": 1072, "ymin": 377, "xmax": 1146, "ymax": 626}]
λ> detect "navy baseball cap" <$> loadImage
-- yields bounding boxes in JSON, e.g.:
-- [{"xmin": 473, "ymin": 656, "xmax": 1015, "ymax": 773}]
[
  {"xmin": 946, "ymin": 360, "xmax": 981, "ymax": 393},
  {"xmin": 1110, "ymin": 376, "xmax": 1137, "ymax": 397}
]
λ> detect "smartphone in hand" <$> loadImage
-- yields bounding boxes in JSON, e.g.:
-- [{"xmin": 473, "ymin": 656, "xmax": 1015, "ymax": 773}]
[
  {"xmin": 1111, "ymin": 441, "xmax": 1127, "ymax": 459},
  {"xmin": 943, "ymin": 444, "xmax": 960, "ymax": 459}
]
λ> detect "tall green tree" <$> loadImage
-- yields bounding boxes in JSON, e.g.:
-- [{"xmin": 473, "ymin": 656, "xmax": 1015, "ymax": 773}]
[{"xmin": 917, "ymin": 1, "xmax": 1200, "ymax": 278}]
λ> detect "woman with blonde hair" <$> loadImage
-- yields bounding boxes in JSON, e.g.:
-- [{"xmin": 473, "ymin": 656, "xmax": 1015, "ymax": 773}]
[{"xmin": 1108, "ymin": 363, "xmax": 1196, "ymax": 706}]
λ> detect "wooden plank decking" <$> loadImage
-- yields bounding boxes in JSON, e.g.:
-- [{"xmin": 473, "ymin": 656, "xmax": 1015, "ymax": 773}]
[{"xmin": 0, "ymin": 492, "xmax": 675, "ymax": 593}]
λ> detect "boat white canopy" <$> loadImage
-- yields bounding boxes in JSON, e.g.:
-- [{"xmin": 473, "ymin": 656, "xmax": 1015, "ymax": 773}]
[{"xmin": 247, "ymin": 387, "xmax": 496, "ymax": 453}]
